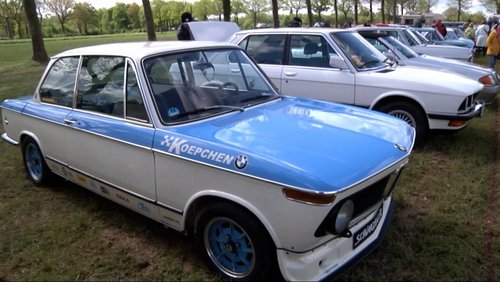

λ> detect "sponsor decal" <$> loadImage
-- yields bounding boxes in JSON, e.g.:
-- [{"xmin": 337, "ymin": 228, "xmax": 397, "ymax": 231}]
[
  {"xmin": 353, "ymin": 207, "xmax": 383, "ymax": 249},
  {"xmin": 76, "ymin": 174, "xmax": 87, "ymax": 184},
  {"xmin": 160, "ymin": 134, "xmax": 246, "ymax": 168},
  {"xmin": 116, "ymin": 193, "xmax": 130, "ymax": 203},
  {"xmin": 138, "ymin": 202, "xmax": 151, "ymax": 214},
  {"xmin": 100, "ymin": 185, "xmax": 110, "ymax": 195}
]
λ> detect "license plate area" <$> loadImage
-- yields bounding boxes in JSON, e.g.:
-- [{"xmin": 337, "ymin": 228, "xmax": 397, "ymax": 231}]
[{"xmin": 353, "ymin": 205, "xmax": 383, "ymax": 249}]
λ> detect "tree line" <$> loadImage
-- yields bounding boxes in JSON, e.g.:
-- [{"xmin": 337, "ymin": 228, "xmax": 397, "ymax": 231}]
[{"xmin": 6, "ymin": 0, "xmax": 500, "ymax": 63}]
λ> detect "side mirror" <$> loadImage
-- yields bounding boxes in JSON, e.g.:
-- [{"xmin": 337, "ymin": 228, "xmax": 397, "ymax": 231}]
[{"xmin": 329, "ymin": 54, "xmax": 347, "ymax": 69}]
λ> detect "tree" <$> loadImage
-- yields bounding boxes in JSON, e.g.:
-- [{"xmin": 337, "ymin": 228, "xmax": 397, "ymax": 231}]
[
  {"xmin": 242, "ymin": 0, "xmax": 269, "ymax": 28},
  {"xmin": 480, "ymin": 0, "xmax": 500, "ymax": 13},
  {"xmin": 223, "ymin": 0, "xmax": 230, "ymax": 21},
  {"xmin": 22, "ymin": 0, "xmax": 48, "ymax": 63},
  {"xmin": 338, "ymin": 0, "xmax": 353, "ymax": 23},
  {"xmin": 193, "ymin": 0, "xmax": 213, "ymax": 21},
  {"xmin": 305, "ymin": 0, "xmax": 312, "ymax": 26},
  {"xmin": 0, "ymin": 0, "xmax": 23, "ymax": 39},
  {"xmin": 284, "ymin": 0, "xmax": 306, "ymax": 16},
  {"xmin": 142, "ymin": 0, "xmax": 156, "ymax": 40},
  {"xmin": 448, "ymin": 0, "xmax": 472, "ymax": 21},
  {"xmin": 272, "ymin": 0, "xmax": 279, "ymax": 27},
  {"xmin": 311, "ymin": 0, "xmax": 330, "ymax": 22},
  {"xmin": 112, "ymin": 2, "xmax": 129, "ymax": 31},
  {"xmin": 231, "ymin": 0, "xmax": 245, "ymax": 24},
  {"xmin": 127, "ymin": 3, "xmax": 141, "ymax": 29},
  {"xmin": 72, "ymin": 2, "xmax": 97, "ymax": 34},
  {"xmin": 44, "ymin": 0, "xmax": 74, "ymax": 35}
]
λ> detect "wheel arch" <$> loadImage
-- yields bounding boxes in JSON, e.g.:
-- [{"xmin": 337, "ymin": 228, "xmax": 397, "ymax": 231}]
[
  {"xmin": 372, "ymin": 95, "xmax": 428, "ymax": 125},
  {"xmin": 183, "ymin": 193, "xmax": 279, "ymax": 249}
]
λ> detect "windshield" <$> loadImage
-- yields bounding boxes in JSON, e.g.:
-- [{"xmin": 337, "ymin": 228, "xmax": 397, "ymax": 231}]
[
  {"xmin": 409, "ymin": 29, "xmax": 430, "ymax": 44},
  {"xmin": 144, "ymin": 48, "xmax": 279, "ymax": 124},
  {"xmin": 330, "ymin": 32, "xmax": 387, "ymax": 70},
  {"xmin": 446, "ymin": 30, "xmax": 459, "ymax": 39},
  {"xmin": 381, "ymin": 36, "xmax": 419, "ymax": 58}
]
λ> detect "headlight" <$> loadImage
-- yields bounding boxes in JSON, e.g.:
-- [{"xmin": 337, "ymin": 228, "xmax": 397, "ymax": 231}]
[
  {"xmin": 334, "ymin": 199, "xmax": 354, "ymax": 236},
  {"xmin": 479, "ymin": 75, "xmax": 495, "ymax": 86}
]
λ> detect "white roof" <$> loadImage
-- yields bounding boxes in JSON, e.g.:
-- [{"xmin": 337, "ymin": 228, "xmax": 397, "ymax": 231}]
[
  {"xmin": 53, "ymin": 41, "xmax": 239, "ymax": 60},
  {"xmin": 234, "ymin": 27, "xmax": 347, "ymax": 36}
]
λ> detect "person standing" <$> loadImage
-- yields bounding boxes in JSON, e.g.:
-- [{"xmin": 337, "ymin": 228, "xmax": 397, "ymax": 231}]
[
  {"xmin": 433, "ymin": 19, "xmax": 447, "ymax": 37},
  {"xmin": 288, "ymin": 17, "xmax": 302, "ymax": 27},
  {"xmin": 464, "ymin": 23, "xmax": 475, "ymax": 40},
  {"xmin": 177, "ymin": 12, "xmax": 194, "ymax": 40},
  {"xmin": 475, "ymin": 20, "xmax": 490, "ymax": 55},
  {"xmin": 486, "ymin": 24, "xmax": 500, "ymax": 68}
]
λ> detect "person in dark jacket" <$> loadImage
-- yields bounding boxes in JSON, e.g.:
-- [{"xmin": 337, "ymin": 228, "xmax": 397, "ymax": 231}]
[
  {"xmin": 288, "ymin": 17, "xmax": 302, "ymax": 27},
  {"xmin": 177, "ymin": 12, "xmax": 194, "ymax": 40}
]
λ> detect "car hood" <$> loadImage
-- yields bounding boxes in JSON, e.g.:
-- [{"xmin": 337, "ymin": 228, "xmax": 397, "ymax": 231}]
[
  {"xmin": 412, "ymin": 44, "xmax": 471, "ymax": 59},
  {"xmin": 160, "ymin": 97, "xmax": 414, "ymax": 193},
  {"xmin": 359, "ymin": 66, "xmax": 483, "ymax": 96},
  {"xmin": 407, "ymin": 55, "xmax": 494, "ymax": 82}
]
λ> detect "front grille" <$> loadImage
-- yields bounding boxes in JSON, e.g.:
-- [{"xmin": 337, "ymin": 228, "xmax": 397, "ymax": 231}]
[
  {"xmin": 314, "ymin": 174, "xmax": 392, "ymax": 237},
  {"xmin": 458, "ymin": 92, "xmax": 479, "ymax": 112}
]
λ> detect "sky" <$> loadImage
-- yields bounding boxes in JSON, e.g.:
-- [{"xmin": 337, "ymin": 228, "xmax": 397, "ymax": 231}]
[{"xmin": 84, "ymin": 0, "xmax": 490, "ymax": 16}]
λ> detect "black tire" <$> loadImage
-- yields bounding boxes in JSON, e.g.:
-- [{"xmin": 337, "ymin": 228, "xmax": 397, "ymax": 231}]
[
  {"xmin": 195, "ymin": 202, "xmax": 279, "ymax": 281},
  {"xmin": 377, "ymin": 101, "xmax": 427, "ymax": 144},
  {"xmin": 21, "ymin": 137, "xmax": 54, "ymax": 186}
]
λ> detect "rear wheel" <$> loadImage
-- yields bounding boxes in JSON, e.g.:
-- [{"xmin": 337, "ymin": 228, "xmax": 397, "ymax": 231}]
[
  {"xmin": 21, "ymin": 137, "xmax": 54, "ymax": 186},
  {"xmin": 195, "ymin": 202, "xmax": 278, "ymax": 281},
  {"xmin": 377, "ymin": 101, "xmax": 427, "ymax": 143}
]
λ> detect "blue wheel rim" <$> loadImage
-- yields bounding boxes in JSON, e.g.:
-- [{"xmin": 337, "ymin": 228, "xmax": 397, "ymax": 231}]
[
  {"xmin": 204, "ymin": 217, "xmax": 255, "ymax": 278},
  {"xmin": 26, "ymin": 143, "xmax": 42, "ymax": 181}
]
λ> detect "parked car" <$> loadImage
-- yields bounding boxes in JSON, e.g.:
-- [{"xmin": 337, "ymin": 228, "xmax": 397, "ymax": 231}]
[
  {"xmin": 0, "ymin": 41, "xmax": 415, "ymax": 281},
  {"xmin": 412, "ymin": 27, "xmax": 472, "ymax": 49},
  {"xmin": 225, "ymin": 27, "xmax": 484, "ymax": 142},
  {"xmin": 354, "ymin": 26, "xmax": 473, "ymax": 61},
  {"xmin": 446, "ymin": 27, "xmax": 475, "ymax": 49},
  {"xmin": 357, "ymin": 30, "xmax": 499, "ymax": 103}
]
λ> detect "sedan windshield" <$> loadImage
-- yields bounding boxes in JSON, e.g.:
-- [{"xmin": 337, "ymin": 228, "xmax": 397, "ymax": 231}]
[
  {"xmin": 330, "ymin": 32, "xmax": 387, "ymax": 70},
  {"xmin": 381, "ymin": 36, "xmax": 419, "ymax": 59},
  {"xmin": 144, "ymin": 49, "xmax": 279, "ymax": 124}
]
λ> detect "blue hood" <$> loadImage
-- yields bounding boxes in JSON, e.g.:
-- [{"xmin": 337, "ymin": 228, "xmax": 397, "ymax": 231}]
[{"xmin": 157, "ymin": 97, "xmax": 414, "ymax": 193}]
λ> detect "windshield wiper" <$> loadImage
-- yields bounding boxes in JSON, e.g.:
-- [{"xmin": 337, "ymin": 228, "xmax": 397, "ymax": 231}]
[
  {"xmin": 241, "ymin": 93, "xmax": 280, "ymax": 104},
  {"xmin": 172, "ymin": 105, "xmax": 245, "ymax": 119}
]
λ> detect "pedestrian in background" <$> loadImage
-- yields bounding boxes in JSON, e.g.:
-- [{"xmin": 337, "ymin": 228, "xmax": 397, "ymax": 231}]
[
  {"xmin": 288, "ymin": 17, "xmax": 302, "ymax": 27},
  {"xmin": 486, "ymin": 24, "xmax": 500, "ymax": 68},
  {"xmin": 177, "ymin": 12, "xmax": 194, "ymax": 40},
  {"xmin": 433, "ymin": 19, "xmax": 447, "ymax": 37},
  {"xmin": 475, "ymin": 20, "xmax": 490, "ymax": 56}
]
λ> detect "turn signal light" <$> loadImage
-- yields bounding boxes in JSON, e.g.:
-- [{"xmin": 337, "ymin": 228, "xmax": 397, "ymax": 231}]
[
  {"xmin": 448, "ymin": 120, "xmax": 466, "ymax": 127},
  {"xmin": 283, "ymin": 188, "xmax": 336, "ymax": 205},
  {"xmin": 479, "ymin": 75, "xmax": 494, "ymax": 86}
]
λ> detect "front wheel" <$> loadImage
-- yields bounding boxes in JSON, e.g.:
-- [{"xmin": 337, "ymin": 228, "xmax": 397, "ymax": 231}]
[
  {"xmin": 21, "ymin": 137, "xmax": 54, "ymax": 186},
  {"xmin": 377, "ymin": 101, "xmax": 427, "ymax": 144},
  {"xmin": 195, "ymin": 202, "xmax": 278, "ymax": 281}
]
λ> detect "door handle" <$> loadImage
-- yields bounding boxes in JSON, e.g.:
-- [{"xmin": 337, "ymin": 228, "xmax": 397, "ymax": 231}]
[
  {"xmin": 230, "ymin": 69, "xmax": 241, "ymax": 73},
  {"xmin": 284, "ymin": 72, "xmax": 297, "ymax": 77},
  {"xmin": 64, "ymin": 119, "xmax": 79, "ymax": 125}
]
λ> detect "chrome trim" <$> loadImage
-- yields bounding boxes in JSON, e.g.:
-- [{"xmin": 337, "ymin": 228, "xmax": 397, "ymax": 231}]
[
  {"xmin": 156, "ymin": 201, "xmax": 183, "ymax": 214},
  {"xmin": 1, "ymin": 133, "xmax": 18, "ymax": 145}
]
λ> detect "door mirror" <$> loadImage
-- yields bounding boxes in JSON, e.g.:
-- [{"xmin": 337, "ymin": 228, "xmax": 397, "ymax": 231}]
[{"xmin": 329, "ymin": 54, "xmax": 347, "ymax": 69}]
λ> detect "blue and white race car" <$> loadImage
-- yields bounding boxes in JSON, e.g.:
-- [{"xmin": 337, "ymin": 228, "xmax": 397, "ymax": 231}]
[{"xmin": 1, "ymin": 41, "xmax": 415, "ymax": 281}]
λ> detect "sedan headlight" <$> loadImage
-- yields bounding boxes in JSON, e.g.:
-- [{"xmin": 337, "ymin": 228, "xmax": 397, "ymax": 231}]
[{"xmin": 479, "ymin": 74, "xmax": 495, "ymax": 86}]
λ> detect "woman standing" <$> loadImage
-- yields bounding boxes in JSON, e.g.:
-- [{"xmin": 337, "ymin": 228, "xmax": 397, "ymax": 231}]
[{"xmin": 486, "ymin": 24, "xmax": 500, "ymax": 68}]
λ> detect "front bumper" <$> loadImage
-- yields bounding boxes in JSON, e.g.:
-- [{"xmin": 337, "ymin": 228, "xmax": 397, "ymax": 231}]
[
  {"xmin": 277, "ymin": 198, "xmax": 394, "ymax": 281},
  {"xmin": 427, "ymin": 102, "xmax": 484, "ymax": 121}
]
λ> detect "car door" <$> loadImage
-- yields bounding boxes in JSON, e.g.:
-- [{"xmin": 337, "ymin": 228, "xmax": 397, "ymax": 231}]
[
  {"xmin": 280, "ymin": 34, "xmax": 355, "ymax": 104},
  {"xmin": 64, "ymin": 56, "xmax": 157, "ymax": 201},
  {"xmin": 237, "ymin": 34, "xmax": 285, "ymax": 91}
]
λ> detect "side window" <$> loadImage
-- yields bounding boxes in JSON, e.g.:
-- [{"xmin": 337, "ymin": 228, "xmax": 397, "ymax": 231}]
[
  {"xmin": 125, "ymin": 62, "xmax": 149, "ymax": 122},
  {"xmin": 39, "ymin": 57, "xmax": 79, "ymax": 107},
  {"xmin": 242, "ymin": 35, "xmax": 285, "ymax": 65},
  {"xmin": 77, "ymin": 56, "xmax": 125, "ymax": 115},
  {"xmin": 288, "ymin": 35, "xmax": 334, "ymax": 68}
]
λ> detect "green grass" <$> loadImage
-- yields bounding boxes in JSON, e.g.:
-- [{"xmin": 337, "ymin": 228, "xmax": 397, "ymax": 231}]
[{"xmin": 0, "ymin": 35, "xmax": 499, "ymax": 281}]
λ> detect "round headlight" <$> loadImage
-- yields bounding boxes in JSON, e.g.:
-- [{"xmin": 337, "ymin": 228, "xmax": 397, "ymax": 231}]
[{"xmin": 334, "ymin": 200, "xmax": 354, "ymax": 234}]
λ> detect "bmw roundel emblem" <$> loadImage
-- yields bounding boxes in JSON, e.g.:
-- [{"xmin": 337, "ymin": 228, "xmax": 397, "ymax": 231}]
[{"xmin": 235, "ymin": 154, "xmax": 248, "ymax": 170}]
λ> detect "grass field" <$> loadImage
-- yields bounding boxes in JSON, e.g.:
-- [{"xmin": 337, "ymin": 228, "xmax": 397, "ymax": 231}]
[{"xmin": 0, "ymin": 33, "xmax": 498, "ymax": 281}]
